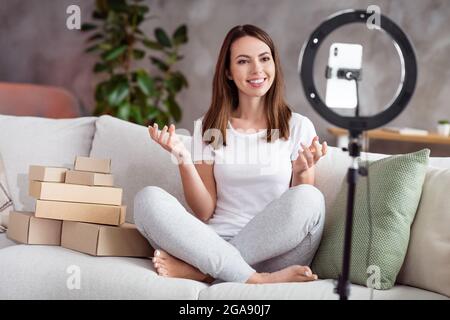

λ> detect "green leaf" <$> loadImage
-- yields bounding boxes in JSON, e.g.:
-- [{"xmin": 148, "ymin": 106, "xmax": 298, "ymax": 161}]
[
  {"xmin": 155, "ymin": 28, "xmax": 172, "ymax": 48},
  {"xmin": 95, "ymin": 81, "xmax": 111, "ymax": 101},
  {"xmin": 92, "ymin": 10, "xmax": 108, "ymax": 20},
  {"xmin": 165, "ymin": 96, "xmax": 182, "ymax": 122},
  {"xmin": 94, "ymin": 62, "xmax": 109, "ymax": 73},
  {"xmin": 150, "ymin": 57, "xmax": 169, "ymax": 72},
  {"xmin": 130, "ymin": 104, "xmax": 144, "ymax": 124},
  {"xmin": 166, "ymin": 72, "xmax": 189, "ymax": 93},
  {"xmin": 81, "ymin": 23, "xmax": 97, "ymax": 31},
  {"xmin": 142, "ymin": 39, "xmax": 164, "ymax": 51},
  {"xmin": 108, "ymin": 81, "xmax": 129, "ymax": 106},
  {"xmin": 87, "ymin": 33, "xmax": 103, "ymax": 42},
  {"xmin": 129, "ymin": 4, "xmax": 149, "ymax": 15},
  {"xmin": 145, "ymin": 107, "xmax": 160, "ymax": 121},
  {"xmin": 176, "ymin": 72, "xmax": 189, "ymax": 88},
  {"xmin": 102, "ymin": 45, "xmax": 127, "ymax": 61},
  {"xmin": 155, "ymin": 112, "xmax": 170, "ymax": 128},
  {"xmin": 85, "ymin": 44, "xmax": 101, "ymax": 53},
  {"xmin": 136, "ymin": 70, "xmax": 155, "ymax": 96},
  {"xmin": 173, "ymin": 25, "xmax": 188, "ymax": 46},
  {"xmin": 132, "ymin": 49, "xmax": 145, "ymax": 60},
  {"xmin": 108, "ymin": 0, "xmax": 128, "ymax": 12},
  {"xmin": 117, "ymin": 102, "xmax": 131, "ymax": 121}
]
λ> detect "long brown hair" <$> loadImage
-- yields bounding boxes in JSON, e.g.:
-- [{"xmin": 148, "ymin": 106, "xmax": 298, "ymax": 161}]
[{"xmin": 202, "ymin": 24, "xmax": 292, "ymax": 148}]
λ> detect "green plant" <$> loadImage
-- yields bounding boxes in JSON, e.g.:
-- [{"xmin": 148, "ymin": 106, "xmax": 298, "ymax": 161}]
[
  {"xmin": 81, "ymin": 0, "xmax": 189, "ymax": 127},
  {"xmin": 438, "ymin": 119, "xmax": 449, "ymax": 125}
]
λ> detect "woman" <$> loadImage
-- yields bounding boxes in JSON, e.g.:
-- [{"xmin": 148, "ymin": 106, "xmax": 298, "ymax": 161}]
[{"xmin": 134, "ymin": 25, "xmax": 328, "ymax": 284}]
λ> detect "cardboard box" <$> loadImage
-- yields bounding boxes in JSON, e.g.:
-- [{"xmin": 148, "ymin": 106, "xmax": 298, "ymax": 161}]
[
  {"xmin": 61, "ymin": 221, "xmax": 153, "ymax": 257},
  {"xmin": 7, "ymin": 211, "xmax": 62, "ymax": 245},
  {"xmin": 29, "ymin": 165, "xmax": 68, "ymax": 182},
  {"xmin": 74, "ymin": 156, "xmax": 111, "ymax": 174},
  {"xmin": 65, "ymin": 170, "xmax": 114, "ymax": 186},
  {"xmin": 35, "ymin": 200, "xmax": 126, "ymax": 226},
  {"xmin": 29, "ymin": 181, "xmax": 122, "ymax": 206}
]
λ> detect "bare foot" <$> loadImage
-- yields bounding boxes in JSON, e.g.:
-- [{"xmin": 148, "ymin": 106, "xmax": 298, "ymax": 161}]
[
  {"xmin": 246, "ymin": 265, "xmax": 318, "ymax": 284},
  {"xmin": 152, "ymin": 249, "xmax": 214, "ymax": 283}
]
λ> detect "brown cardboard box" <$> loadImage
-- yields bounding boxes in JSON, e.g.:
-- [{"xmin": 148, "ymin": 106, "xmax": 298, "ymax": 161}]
[
  {"xmin": 35, "ymin": 200, "xmax": 126, "ymax": 226},
  {"xmin": 29, "ymin": 181, "xmax": 122, "ymax": 206},
  {"xmin": 65, "ymin": 170, "xmax": 114, "ymax": 186},
  {"xmin": 7, "ymin": 211, "xmax": 62, "ymax": 245},
  {"xmin": 61, "ymin": 221, "xmax": 153, "ymax": 257},
  {"xmin": 74, "ymin": 156, "xmax": 111, "ymax": 174},
  {"xmin": 29, "ymin": 165, "xmax": 68, "ymax": 182}
]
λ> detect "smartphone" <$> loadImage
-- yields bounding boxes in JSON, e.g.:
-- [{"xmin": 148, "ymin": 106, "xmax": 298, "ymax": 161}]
[{"xmin": 325, "ymin": 42, "xmax": 363, "ymax": 109}]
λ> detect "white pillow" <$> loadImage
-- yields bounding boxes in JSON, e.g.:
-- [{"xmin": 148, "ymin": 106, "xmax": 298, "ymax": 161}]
[
  {"xmin": 396, "ymin": 166, "xmax": 450, "ymax": 297},
  {"xmin": 89, "ymin": 115, "xmax": 193, "ymax": 223},
  {"xmin": 0, "ymin": 115, "xmax": 97, "ymax": 212},
  {"xmin": 0, "ymin": 153, "xmax": 13, "ymax": 230}
]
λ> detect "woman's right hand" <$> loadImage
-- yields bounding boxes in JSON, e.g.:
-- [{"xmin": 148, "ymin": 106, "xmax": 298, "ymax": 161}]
[{"xmin": 148, "ymin": 123, "xmax": 192, "ymax": 164}]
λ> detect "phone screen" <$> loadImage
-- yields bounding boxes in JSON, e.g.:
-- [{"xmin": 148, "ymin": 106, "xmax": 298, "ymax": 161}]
[{"xmin": 325, "ymin": 43, "xmax": 363, "ymax": 111}]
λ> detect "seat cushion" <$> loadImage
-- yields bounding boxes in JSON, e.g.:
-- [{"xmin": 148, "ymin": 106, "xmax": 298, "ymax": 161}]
[
  {"xmin": 0, "ymin": 115, "xmax": 97, "ymax": 212},
  {"xmin": 0, "ymin": 245, "xmax": 208, "ymax": 299},
  {"xmin": 396, "ymin": 166, "xmax": 450, "ymax": 297},
  {"xmin": 198, "ymin": 279, "xmax": 448, "ymax": 300}
]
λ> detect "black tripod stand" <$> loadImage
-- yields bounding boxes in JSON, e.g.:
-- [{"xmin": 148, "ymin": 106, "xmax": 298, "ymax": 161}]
[
  {"xmin": 334, "ymin": 130, "xmax": 368, "ymax": 300},
  {"xmin": 334, "ymin": 70, "xmax": 367, "ymax": 300}
]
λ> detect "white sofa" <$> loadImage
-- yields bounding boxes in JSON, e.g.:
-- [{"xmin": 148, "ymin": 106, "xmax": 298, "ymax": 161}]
[{"xmin": 0, "ymin": 114, "xmax": 448, "ymax": 300}]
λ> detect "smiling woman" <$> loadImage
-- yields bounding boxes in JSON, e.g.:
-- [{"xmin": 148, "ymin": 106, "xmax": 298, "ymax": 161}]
[{"xmin": 134, "ymin": 24, "xmax": 328, "ymax": 286}]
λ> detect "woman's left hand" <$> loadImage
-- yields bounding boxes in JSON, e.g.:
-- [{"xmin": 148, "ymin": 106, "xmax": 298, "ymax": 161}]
[{"xmin": 292, "ymin": 136, "xmax": 328, "ymax": 176}]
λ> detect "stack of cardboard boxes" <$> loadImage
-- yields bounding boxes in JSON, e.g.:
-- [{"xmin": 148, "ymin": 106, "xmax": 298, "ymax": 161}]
[{"xmin": 7, "ymin": 156, "xmax": 153, "ymax": 257}]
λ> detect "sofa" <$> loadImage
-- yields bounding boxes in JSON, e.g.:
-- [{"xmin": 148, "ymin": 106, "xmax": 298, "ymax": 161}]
[{"xmin": 0, "ymin": 114, "xmax": 448, "ymax": 300}]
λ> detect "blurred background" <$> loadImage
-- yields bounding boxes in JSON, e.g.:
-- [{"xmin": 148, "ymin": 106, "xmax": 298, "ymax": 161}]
[{"xmin": 0, "ymin": 0, "xmax": 449, "ymax": 156}]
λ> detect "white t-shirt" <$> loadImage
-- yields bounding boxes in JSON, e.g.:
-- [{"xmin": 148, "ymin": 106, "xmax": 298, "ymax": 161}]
[{"xmin": 192, "ymin": 112, "xmax": 317, "ymax": 240}]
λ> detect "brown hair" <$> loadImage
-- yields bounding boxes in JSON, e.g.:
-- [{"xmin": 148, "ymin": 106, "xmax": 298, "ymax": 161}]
[{"xmin": 201, "ymin": 24, "xmax": 292, "ymax": 148}]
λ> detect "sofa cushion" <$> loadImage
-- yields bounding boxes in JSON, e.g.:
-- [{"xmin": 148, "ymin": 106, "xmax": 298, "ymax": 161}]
[
  {"xmin": 312, "ymin": 149, "xmax": 430, "ymax": 289},
  {"xmin": 198, "ymin": 279, "xmax": 448, "ymax": 300},
  {"xmin": 0, "ymin": 245, "xmax": 208, "ymax": 299},
  {"xmin": 0, "ymin": 153, "xmax": 13, "ymax": 229},
  {"xmin": 396, "ymin": 166, "xmax": 450, "ymax": 297},
  {"xmin": 0, "ymin": 115, "xmax": 96, "ymax": 212},
  {"xmin": 89, "ymin": 115, "xmax": 192, "ymax": 223}
]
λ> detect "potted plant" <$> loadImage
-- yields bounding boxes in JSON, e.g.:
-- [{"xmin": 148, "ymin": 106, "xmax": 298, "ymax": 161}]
[
  {"xmin": 437, "ymin": 119, "xmax": 450, "ymax": 136},
  {"xmin": 81, "ymin": 0, "xmax": 189, "ymax": 127}
]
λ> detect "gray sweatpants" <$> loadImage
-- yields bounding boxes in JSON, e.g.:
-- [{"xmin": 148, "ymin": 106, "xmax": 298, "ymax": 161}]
[{"xmin": 134, "ymin": 184, "xmax": 325, "ymax": 283}]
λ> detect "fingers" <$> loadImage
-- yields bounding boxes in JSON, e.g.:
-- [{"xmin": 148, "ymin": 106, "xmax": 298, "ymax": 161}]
[
  {"xmin": 148, "ymin": 123, "xmax": 175, "ymax": 146},
  {"xmin": 302, "ymin": 136, "xmax": 328, "ymax": 165},
  {"xmin": 166, "ymin": 124, "xmax": 175, "ymax": 146},
  {"xmin": 301, "ymin": 143, "xmax": 314, "ymax": 167},
  {"xmin": 148, "ymin": 123, "xmax": 159, "ymax": 140},
  {"xmin": 322, "ymin": 141, "xmax": 328, "ymax": 156},
  {"xmin": 297, "ymin": 152, "xmax": 309, "ymax": 169},
  {"xmin": 159, "ymin": 125, "xmax": 168, "ymax": 144}
]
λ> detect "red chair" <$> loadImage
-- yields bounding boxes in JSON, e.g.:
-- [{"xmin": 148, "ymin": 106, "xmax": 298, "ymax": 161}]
[{"xmin": 0, "ymin": 82, "xmax": 81, "ymax": 118}]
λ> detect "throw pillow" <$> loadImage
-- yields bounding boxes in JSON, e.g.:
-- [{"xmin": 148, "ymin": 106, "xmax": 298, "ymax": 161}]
[
  {"xmin": 396, "ymin": 166, "xmax": 450, "ymax": 297},
  {"xmin": 89, "ymin": 115, "xmax": 192, "ymax": 223},
  {"xmin": 0, "ymin": 115, "xmax": 96, "ymax": 212},
  {"xmin": 312, "ymin": 149, "xmax": 430, "ymax": 290}
]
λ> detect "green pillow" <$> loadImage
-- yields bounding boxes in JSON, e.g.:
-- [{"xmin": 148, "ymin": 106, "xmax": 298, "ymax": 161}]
[{"xmin": 312, "ymin": 149, "xmax": 430, "ymax": 289}]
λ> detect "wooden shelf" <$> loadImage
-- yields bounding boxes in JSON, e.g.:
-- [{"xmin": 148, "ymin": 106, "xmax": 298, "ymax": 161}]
[{"xmin": 328, "ymin": 127, "xmax": 450, "ymax": 145}]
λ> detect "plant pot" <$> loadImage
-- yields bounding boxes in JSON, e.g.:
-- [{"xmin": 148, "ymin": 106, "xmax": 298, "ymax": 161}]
[{"xmin": 437, "ymin": 124, "xmax": 450, "ymax": 136}]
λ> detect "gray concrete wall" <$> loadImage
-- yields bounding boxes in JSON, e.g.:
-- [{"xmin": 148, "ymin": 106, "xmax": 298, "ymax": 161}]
[{"xmin": 1, "ymin": 0, "xmax": 449, "ymax": 155}]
